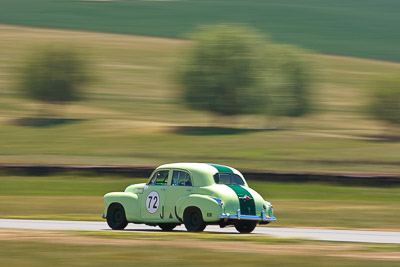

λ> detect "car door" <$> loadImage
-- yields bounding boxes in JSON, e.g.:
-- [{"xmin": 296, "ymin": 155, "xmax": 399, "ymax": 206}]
[
  {"xmin": 141, "ymin": 169, "xmax": 170, "ymax": 222},
  {"xmin": 164, "ymin": 170, "xmax": 193, "ymax": 222}
]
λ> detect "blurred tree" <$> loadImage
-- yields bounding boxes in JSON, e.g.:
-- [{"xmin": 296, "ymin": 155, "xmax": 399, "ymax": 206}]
[
  {"xmin": 265, "ymin": 45, "xmax": 313, "ymax": 119},
  {"xmin": 19, "ymin": 45, "xmax": 90, "ymax": 115},
  {"xmin": 368, "ymin": 75, "xmax": 400, "ymax": 132},
  {"xmin": 178, "ymin": 24, "xmax": 266, "ymax": 117},
  {"xmin": 178, "ymin": 24, "xmax": 313, "ymax": 127}
]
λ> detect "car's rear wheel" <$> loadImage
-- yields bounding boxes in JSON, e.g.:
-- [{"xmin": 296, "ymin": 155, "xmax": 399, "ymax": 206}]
[
  {"xmin": 235, "ymin": 221, "xmax": 257, "ymax": 233},
  {"xmin": 158, "ymin": 223, "xmax": 178, "ymax": 231},
  {"xmin": 183, "ymin": 207, "xmax": 206, "ymax": 232},
  {"xmin": 107, "ymin": 203, "xmax": 128, "ymax": 230}
]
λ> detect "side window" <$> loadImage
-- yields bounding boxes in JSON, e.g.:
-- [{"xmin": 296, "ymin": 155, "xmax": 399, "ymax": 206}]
[
  {"xmin": 172, "ymin": 171, "xmax": 180, "ymax": 186},
  {"xmin": 184, "ymin": 173, "xmax": 192, "ymax": 186},
  {"xmin": 172, "ymin": 171, "xmax": 192, "ymax": 186},
  {"xmin": 178, "ymin": 172, "xmax": 186, "ymax": 186},
  {"xmin": 148, "ymin": 170, "xmax": 169, "ymax": 185},
  {"xmin": 148, "ymin": 173, "xmax": 157, "ymax": 185}
]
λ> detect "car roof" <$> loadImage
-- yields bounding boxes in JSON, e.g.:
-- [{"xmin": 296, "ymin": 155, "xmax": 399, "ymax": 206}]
[{"xmin": 155, "ymin": 163, "xmax": 246, "ymax": 186}]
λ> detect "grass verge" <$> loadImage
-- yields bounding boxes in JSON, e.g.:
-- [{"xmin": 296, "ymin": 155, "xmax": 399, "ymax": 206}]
[{"xmin": 0, "ymin": 229, "xmax": 399, "ymax": 266}]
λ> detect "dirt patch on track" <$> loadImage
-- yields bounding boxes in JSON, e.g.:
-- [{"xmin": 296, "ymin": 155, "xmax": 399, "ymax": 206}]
[{"xmin": 0, "ymin": 229, "xmax": 398, "ymax": 261}]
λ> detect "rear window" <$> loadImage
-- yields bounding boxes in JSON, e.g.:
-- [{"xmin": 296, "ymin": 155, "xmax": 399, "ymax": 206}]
[{"xmin": 213, "ymin": 173, "xmax": 245, "ymax": 185}]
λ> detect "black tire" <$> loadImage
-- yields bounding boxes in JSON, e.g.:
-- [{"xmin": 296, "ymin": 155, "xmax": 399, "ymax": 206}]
[
  {"xmin": 106, "ymin": 203, "xmax": 128, "ymax": 230},
  {"xmin": 183, "ymin": 207, "xmax": 206, "ymax": 232},
  {"xmin": 158, "ymin": 223, "xmax": 178, "ymax": 231},
  {"xmin": 234, "ymin": 221, "xmax": 257, "ymax": 233}
]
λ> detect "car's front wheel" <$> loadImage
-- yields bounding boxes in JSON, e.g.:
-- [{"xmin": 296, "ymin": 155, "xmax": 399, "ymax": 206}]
[
  {"xmin": 158, "ymin": 223, "xmax": 179, "ymax": 231},
  {"xmin": 183, "ymin": 207, "xmax": 206, "ymax": 232},
  {"xmin": 107, "ymin": 203, "xmax": 128, "ymax": 230},
  {"xmin": 235, "ymin": 221, "xmax": 257, "ymax": 233}
]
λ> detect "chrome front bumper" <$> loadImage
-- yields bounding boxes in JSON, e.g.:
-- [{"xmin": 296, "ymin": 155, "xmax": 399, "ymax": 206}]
[{"xmin": 218, "ymin": 209, "xmax": 276, "ymax": 222}]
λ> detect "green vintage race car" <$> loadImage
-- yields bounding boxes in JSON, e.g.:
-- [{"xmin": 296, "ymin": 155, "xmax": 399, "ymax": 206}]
[{"xmin": 103, "ymin": 163, "xmax": 276, "ymax": 233}]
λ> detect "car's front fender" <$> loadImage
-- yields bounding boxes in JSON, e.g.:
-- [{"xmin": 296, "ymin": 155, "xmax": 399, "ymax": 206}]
[
  {"xmin": 103, "ymin": 192, "xmax": 140, "ymax": 222},
  {"xmin": 175, "ymin": 194, "xmax": 223, "ymax": 222}
]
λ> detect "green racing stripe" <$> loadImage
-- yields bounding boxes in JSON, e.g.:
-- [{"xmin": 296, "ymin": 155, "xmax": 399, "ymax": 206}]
[
  {"xmin": 208, "ymin": 164, "xmax": 255, "ymax": 215},
  {"xmin": 226, "ymin": 185, "xmax": 256, "ymax": 215},
  {"xmin": 208, "ymin": 164, "xmax": 233, "ymax": 173}
]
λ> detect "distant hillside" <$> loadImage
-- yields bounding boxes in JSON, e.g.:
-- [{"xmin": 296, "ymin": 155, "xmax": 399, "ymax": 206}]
[{"xmin": 1, "ymin": 0, "xmax": 399, "ymax": 61}]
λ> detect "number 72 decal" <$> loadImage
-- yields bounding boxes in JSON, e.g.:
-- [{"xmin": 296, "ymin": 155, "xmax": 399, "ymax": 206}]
[{"xmin": 146, "ymin": 191, "xmax": 160, "ymax": 214}]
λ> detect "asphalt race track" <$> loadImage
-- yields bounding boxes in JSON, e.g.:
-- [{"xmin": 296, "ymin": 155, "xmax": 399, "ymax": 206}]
[{"xmin": 0, "ymin": 219, "xmax": 399, "ymax": 244}]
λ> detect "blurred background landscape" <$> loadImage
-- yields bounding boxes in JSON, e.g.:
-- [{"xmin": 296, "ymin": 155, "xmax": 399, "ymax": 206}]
[
  {"xmin": 0, "ymin": 0, "xmax": 399, "ymax": 266},
  {"xmin": 0, "ymin": 0, "xmax": 399, "ymax": 173}
]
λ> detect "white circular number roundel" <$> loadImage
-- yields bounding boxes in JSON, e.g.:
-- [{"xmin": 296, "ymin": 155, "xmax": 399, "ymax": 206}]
[{"xmin": 145, "ymin": 191, "xmax": 160, "ymax": 214}]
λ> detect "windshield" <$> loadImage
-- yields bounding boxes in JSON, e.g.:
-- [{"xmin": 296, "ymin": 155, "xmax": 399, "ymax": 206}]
[{"xmin": 213, "ymin": 173, "xmax": 245, "ymax": 185}]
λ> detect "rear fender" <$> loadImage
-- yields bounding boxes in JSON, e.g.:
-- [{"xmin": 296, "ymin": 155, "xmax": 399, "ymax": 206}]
[{"xmin": 175, "ymin": 194, "xmax": 223, "ymax": 222}]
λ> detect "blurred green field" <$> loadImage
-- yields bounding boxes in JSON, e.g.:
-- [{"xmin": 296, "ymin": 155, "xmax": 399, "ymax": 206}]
[
  {"xmin": 1, "ymin": 236, "xmax": 399, "ymax": 267},
  {"xmin": 0, "ymin": 25, "xmax": 399, "ymax": 174},
  {"xmin": 1, "ymin": 0, "xmax": 400, "ymax": 61},
  {"xmin": 1, "ymin": 238, "xmax": 398, "ymax": 267},
  {"xmin": 1, "ymin": 175, "xmax": 399, "ymax": 230}
]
